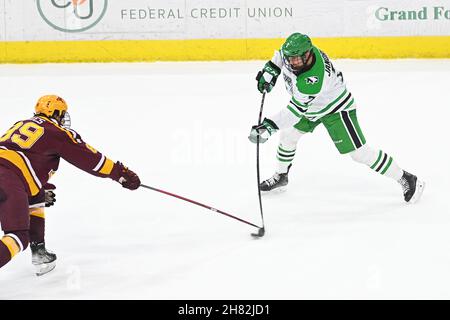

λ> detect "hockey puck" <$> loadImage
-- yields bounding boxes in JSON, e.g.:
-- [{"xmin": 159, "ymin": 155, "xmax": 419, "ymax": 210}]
[{"xmin": 251, "ymin": 227, "xmax": 265, "ymax": 238}]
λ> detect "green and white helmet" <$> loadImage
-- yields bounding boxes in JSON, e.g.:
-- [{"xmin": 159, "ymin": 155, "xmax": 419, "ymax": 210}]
[{"xmin": 281, "ymin": 33, "xmax": 313, "ymax": 73}]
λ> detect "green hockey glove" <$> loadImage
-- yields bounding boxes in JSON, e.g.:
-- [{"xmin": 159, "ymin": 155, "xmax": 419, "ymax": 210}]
[
  {"xmin": 248, "ymin": 118, "xmax": 279, "ymax": 144},
  {"xmin": 256, "ymin": 61, "xmax": 281, "ymax": 93}
]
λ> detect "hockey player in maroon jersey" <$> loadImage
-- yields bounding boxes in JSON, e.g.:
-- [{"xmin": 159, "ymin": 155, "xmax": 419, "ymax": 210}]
[{"xmin": 0, "ymin": 95, "xmax": 141, "ymax": 275}]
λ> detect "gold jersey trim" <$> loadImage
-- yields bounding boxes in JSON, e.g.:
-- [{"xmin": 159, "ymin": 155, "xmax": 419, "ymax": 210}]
[
  {"xmin": 0, "ymin": 149, "xmax": 41, "ymax": 196},
  {"xmin": 38, "ymin": 116, "xmax": 78, "ymax": 145},
  {"xmin": 1, "ymin": 236, "xmax": 21, "ymax": 258},
  {"xmin": 99, "ymin": 158, "xmax": 114, "ymax": 175},
  {"xmin": 30, "ymin": 207, "xmax": 45, "ymax": 219}
]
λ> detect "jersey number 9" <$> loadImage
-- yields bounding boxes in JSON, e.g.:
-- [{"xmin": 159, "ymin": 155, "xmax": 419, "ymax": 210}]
[{"xmin": 0, "ymin": 122, "xmax": 45, "ymax": 149}]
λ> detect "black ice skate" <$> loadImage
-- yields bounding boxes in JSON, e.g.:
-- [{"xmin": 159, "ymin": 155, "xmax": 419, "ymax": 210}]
[
  {"xmin": 31, "ymin": 242, "xmax": 57, "ymax": 276},
  {"xmin": 398, "ymin": 171, "xmax": 425, "ymax": 203},
  {"xmin": 260, "ymin": 165, "xmax": 291, "ymax": 192}
]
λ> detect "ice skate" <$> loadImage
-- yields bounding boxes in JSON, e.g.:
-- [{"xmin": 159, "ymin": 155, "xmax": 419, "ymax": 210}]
[
  {"xmin": 260, "ymin": 172, "xmax": 289, "ymax": 193},
  {"xmin": 260, "ymin": 165, "xmax": 291, "ymax": 193},
  {"xmin": 31, "ymin": 242, "xmax": 57, "ymax": 276},
  {"xmin": 398, "ymin": 171, "xmax": 425, "ymax": 204}
]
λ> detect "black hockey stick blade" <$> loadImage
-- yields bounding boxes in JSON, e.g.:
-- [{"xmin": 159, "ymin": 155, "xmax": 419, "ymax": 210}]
[{"xmin": 251, "ymin": 227, "xmax": 265, "ymax": 238}]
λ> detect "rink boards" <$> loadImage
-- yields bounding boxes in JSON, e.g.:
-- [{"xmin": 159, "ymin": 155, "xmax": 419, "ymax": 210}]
[
  {"xmin": 2, "ymin": 36, "xmax": 450, "ymax": 63},
  {"xmin": 1, "ymin": 0, "xmax": 450, "ymax": 62}
]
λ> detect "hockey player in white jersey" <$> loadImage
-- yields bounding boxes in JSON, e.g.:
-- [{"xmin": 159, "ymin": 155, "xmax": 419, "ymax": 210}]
[{"xmin": 248, "ymin": 33, "xmax": 424, "ymax": 203}]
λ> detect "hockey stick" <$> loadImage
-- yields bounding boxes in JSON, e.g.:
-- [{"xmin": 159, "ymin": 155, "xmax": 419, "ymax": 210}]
[
  {"xmin": 140, "ymin": 184, "xmax": 261, "ymax": 229},
  {"xmin": 251, "ymin": 88, "xmax": 268, "ymax": 238}
]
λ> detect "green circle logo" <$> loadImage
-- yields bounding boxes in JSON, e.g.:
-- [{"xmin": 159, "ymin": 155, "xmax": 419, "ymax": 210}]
[{"xmin": 37, "ymin": 0, "xmax": 108, "ymax": 33}]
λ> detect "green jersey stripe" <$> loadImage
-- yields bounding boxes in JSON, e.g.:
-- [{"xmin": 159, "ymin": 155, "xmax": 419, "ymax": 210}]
[
  {"xmin": 328, "ymin": 93, "xmax": 352, "ymax": 115},
  {"xmin": 289, "ymin": 101, "xmax": 307, "ymax": 113},
  {"xmin": 343, "ymin": 98, "xmax": 355, "ymax": 110},
  {"xmin": 287, "ymin": 106, "xmax": 302, "ymax": 118},
  {"xmin": 370, "ymin": 151, "xmax": 383, "ymax": 169},
  {"xmin": 292, "ymin": 96, "xmax": 307, "ymax": 107},
  {"xmin": 305, "ymin": 89, "xmax": 348, "ymax": 116}
]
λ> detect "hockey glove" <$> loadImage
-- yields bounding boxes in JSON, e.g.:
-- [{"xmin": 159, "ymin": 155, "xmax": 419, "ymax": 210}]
[
  {"xmin": 256, "ymin": 61, "xmax": 281, "ymax": 93},
  {"xmin": 113, "ymin": 162, "xmax": 141, "ymax": 190},
  {"xmin": 248, "ymin": 118, "xmax": 279, "ymax": 144},
  {"xmin": 44, "ymin": 183, "xmax": 56, "ymax": 207}
]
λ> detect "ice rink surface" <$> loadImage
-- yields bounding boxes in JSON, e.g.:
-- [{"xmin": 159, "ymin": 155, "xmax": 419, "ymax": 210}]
[{"xmin": 0, "ymin": 59, "xmax": 449, "ymax": 299}]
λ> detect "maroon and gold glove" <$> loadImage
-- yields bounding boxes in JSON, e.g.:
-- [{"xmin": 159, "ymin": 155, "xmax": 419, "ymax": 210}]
[
  {"xmin": 43, "ymin": 183, "xmax": 56, "ymax": 207},
  {"xmin": 111, "ymin": 162, "xmax": 141, "ymax": 190}
]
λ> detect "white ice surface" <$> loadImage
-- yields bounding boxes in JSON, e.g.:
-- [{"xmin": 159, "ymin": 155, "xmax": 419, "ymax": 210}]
[{"xmin": 0, "ymin": 59, "xmax": 449, "ymax": 299}]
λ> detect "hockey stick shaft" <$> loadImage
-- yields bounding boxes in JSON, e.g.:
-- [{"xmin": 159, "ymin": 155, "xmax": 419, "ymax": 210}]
[
  {"xmin": 140, "ymin": 184, "xmax": 261, "ymax": 229},
  {"xmin": 256, "ymin": 90, "xmax": 267, "ymax": 228}
]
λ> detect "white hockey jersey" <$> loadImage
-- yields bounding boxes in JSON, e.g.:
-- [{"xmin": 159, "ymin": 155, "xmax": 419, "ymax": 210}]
[{"xmin": 271, "ymin": 46, "xmax": 355, "ymax": 122}]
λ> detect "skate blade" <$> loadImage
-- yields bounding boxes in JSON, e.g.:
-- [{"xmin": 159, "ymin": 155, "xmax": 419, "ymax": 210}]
[
  {"xmin": 34, "ymin": 261, "xmax": 56, "ymax": 276},
  {"xmin": 408, "ymin": 180, "xmax": 425, "ymax": 204},
  {"xmin": 261, "ymin": 186, "xmax": 287, "ymax": 194}
]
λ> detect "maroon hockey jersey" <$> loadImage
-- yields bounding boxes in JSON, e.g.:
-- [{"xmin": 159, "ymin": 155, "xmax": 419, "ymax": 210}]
[{"xmin": 0, "ymin": 115, "xmax": 119, "ymax": 196}]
